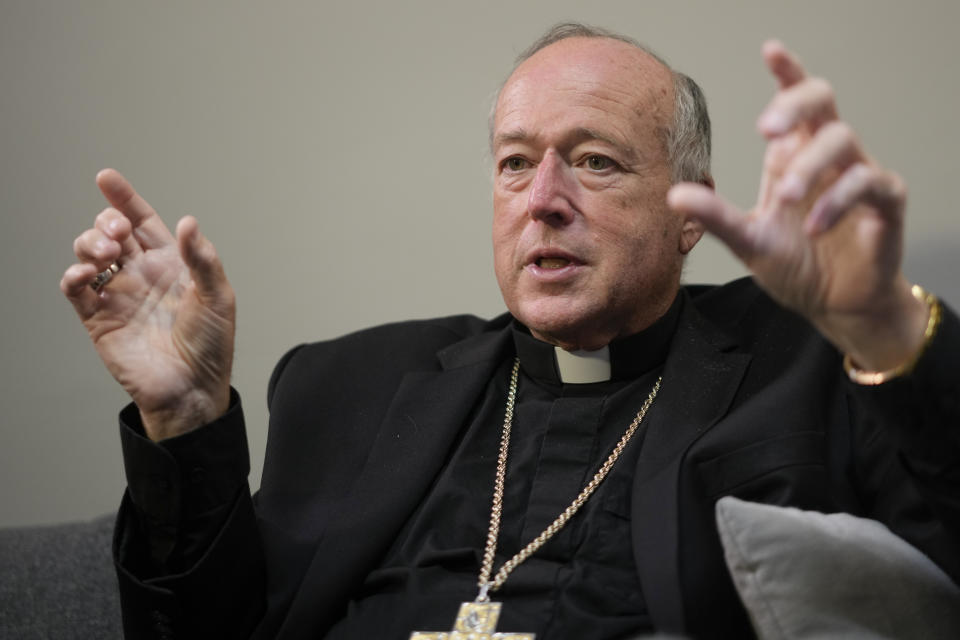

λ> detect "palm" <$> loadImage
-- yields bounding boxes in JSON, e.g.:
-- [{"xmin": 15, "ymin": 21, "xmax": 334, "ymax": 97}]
[
  {"xmin": 62, "ymin": 169, "xmax": 234, "ymax": 436},
  {"xmin": 739, "ymin": 132, "xmax": 903, "ymax": 323},
  {"xmin": 88, "ymin": 245, "xmax": 230, "ymax": 413},
  {"xmin": 668, "ymin": 41, "xmax": 920, "ymax": 370}
]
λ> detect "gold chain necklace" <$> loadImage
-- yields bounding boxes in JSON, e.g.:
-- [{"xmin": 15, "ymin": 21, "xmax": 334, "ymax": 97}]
[{"xmin": 411, "ymin": 357, "xmax": 662, "ymax": 639}]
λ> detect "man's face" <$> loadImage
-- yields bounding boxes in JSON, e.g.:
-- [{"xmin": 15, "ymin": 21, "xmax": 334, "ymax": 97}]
[{"xmin": 492, "ymin": 37, "xmax": 700, "ymax": 351}]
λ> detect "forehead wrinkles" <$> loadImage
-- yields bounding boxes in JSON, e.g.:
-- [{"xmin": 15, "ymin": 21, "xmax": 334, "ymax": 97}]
[
  {"xmin": 495, "ymin": 73, "xmax": 670, "ymax": 162},
  {"xmin": 493, "ymin": 37, "xmax": 675, "ymax": 147},
  {"xmin": 500, "ymin": 66, "xmax": 657, "ymax": 114}
]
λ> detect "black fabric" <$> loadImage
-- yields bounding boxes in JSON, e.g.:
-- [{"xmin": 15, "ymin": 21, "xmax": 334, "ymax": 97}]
[
  {"xmin": 513, "ymin": 292, "xmax": 681, "ymax": 385},
  {"xmin": 113, "ymin": 278, "xmax": 960, "ymax": 640},
  {"xmin": 119, "ymin": 389, "xmax": 249, "ymax": 573},
  {"xmin": 325, "ymin": 309, "xmax": 673, "ymax": 639}
]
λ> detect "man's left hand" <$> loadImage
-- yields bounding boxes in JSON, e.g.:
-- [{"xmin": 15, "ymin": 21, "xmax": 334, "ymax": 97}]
[{"xmin": 669, "ymin": 40, "xmax": 928, "ymax": 372}]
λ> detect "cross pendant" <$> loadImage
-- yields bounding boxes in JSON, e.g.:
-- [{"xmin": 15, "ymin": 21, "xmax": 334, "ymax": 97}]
[{"xmin": 409, "ymin": 601, "xmax": 535, "ymax": 639}]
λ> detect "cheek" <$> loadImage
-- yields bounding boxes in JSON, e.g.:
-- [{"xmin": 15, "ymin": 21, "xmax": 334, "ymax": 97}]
[
  {"xmin": 492, "ymin": 193, "xmax": 527, "ymax": 254},
  {"xmin": 491, "ymin": 215, "xmax": 513, "ymax": 262},
  {"xmin": 592, "ymin": 212, "xmax": 671, "ymax": 287},
  {"xmin": 491, "ymin": 215, "xmax": 518, "ymax": 290},
  {"xmin": 492, "ymin": 190, "xmax": 516, "ymax": 232}
]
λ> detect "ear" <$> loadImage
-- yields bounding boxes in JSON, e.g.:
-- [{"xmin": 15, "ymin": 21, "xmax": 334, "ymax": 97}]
[
  {"xmin": 677, "ymin": 173, "xmax": 713, "ymax": 254},
  {"xmin": 679, "ymin": 217, "xmax": 705, "ymax": 254}
]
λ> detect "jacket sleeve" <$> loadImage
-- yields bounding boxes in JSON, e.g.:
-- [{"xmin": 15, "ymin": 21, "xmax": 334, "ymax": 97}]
[
  {"xmin": 847, "ymin": 300, "xmax": 960, "ymax": 583},
  {"xmin": 112, "ymin": 390, "xmax": 266, "ymax": 639}
]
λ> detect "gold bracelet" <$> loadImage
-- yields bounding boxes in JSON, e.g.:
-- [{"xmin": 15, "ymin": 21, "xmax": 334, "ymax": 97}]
[{"xmin": 843, "ymin": 284, "xmax": 942, "ymax": 386}]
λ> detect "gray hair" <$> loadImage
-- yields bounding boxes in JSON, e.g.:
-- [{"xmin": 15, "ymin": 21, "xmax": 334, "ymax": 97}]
[{"xmin": 490, "ymin": 22, "xmax": 711, "ymax": 185}]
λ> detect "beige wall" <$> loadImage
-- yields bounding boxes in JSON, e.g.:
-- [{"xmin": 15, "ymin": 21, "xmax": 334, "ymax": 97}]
[{"xmin": 2, "ymin": 0, "xmax": 957, "ymax": 526}]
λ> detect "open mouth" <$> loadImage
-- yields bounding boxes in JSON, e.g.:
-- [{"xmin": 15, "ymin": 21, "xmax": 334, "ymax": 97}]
[{"xmin": 537, "ymin": 257, "xmax": 571, "ymax": 269}]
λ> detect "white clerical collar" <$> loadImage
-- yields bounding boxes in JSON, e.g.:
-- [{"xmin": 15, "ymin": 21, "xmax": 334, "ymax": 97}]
[{"xmin": 553, "ymin": 346, "xmax": 612, "ymax": 384}]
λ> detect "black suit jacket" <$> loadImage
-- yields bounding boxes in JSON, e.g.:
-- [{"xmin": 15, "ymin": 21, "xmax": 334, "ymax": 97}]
[{"xmin": 114, "ymin": 279, "xmax": 960, "ymax": 639}]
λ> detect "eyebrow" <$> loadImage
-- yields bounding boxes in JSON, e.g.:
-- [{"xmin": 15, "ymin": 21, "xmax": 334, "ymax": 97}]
[
  {"xmin": 493, "ymin": 127, "xmax": 641, "ymax": 163},
  {"xmin": 492, "ymin": 128, "xmax": 532, "ymax": 150}
]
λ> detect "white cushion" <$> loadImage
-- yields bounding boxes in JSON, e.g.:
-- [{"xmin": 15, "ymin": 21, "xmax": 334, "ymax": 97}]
[{"xmin": 715, "ymin": 496, "xmax": 960, "ymax": 640}]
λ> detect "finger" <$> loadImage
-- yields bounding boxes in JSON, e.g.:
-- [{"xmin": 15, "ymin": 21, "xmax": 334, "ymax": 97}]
[
  {"xmin": 95, "ymin": 207, "xmax": 142, "ymax": 259},
  {"xmin": 806, "ymin": 163, "xmax": 906, "ymax": 235},
  {"xmin": 776, "ymin": 121, "xmax": 867, "ymax": 204},
  {"xmin": 757, "ymin": 77, "xmax": 838, "ymax": 138},
  {"xmin": 96, "ymin": 168, "xmax": 174, "ymax": 250},
  {"xmin": 73, "ymin": 228, "xmax": 122, "ymax": 268},
  {"xmin": 60, "ymin": 262, "xmax": 101, "ymax": 320},
  {"xmin": 762, "ymin": 40, "xmax": 806, "ymax": 89},
  {"xmin": 176, "ymin": 216, "xmax": 232, "ymax": 308},
  {"xmin": 756, "ymin": 132, "xmax": 807, "ymax": 209},
  {"xmin": 668, "ymin": 183, "xmax": 754, "ymax": 260}
]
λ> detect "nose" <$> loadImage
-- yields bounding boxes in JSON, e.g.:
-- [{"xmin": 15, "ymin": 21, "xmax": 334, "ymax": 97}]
[{"xmin": 528, "ymin": 151, "xmax": 576, "ymax": 227}]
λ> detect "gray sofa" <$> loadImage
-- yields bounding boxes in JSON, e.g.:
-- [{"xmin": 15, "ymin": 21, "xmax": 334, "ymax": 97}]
[
  {"xmin": 3, "ymin": 502, "xmax": 959, "ymax": 639},
  {"xmin": 0, "ymin": 513, "xmax": 121, "ymax": 639}
]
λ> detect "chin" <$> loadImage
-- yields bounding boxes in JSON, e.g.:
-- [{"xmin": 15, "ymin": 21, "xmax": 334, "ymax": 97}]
[{"xmin": 512, "ymin": 299, "xmax": 610, "ymax": 350}]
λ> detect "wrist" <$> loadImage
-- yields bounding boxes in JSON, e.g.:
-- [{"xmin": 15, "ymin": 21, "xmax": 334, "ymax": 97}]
[
  {"xmin": 812, "ymin": 277, "xmax": 926, "ymax": 371},
  {"xmin": 139, "ymin": 385, "xmax": 231, "ymax": 441},
  {"xmin": 842, "ymin": 284, "xmax": 942, "ymax": 385}
]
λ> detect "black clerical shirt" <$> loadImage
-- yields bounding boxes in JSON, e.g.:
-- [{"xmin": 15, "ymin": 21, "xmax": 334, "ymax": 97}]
[
  {"xmin": 122, "ymin": 298, "xmax": 682, "ymax": 639},
  {"xmin": 324, "ymin": 299, "xmax": 680, "ymax": 639}
]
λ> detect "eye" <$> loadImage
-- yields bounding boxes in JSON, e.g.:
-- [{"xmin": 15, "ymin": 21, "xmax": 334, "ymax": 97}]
[
  {"xmin": 502, "ymin": 156, "xmax": 529, "ymax": 172},
  {"xmin": 585, "ymin": 155, "xmax": 613, "ymax": 171}
]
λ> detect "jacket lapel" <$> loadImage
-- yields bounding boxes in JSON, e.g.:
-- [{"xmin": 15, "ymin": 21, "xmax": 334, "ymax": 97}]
[
  {"xmin": 631, "ymin": 296, "xmax": 751, "ymax": 634},
  {"xmin": 277, "ymin": 322, "xmax": 514, "ymax": 638},
  {"xmin": 276, "ymin": 301, "xmax": 751, "ymax": 637}
]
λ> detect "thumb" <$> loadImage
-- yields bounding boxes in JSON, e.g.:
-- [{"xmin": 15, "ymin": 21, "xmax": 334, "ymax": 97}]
[
  {"xmin": 176, "ymin": 216, "xmax": 230, "ymax": 304},
  {"xmin": 668, "ymin": 183, "xmax": 755, "ymax": 261}
]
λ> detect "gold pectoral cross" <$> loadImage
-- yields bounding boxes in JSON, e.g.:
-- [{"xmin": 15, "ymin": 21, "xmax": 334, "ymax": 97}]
[{"xmin": 409, "ymin": 601, "xmax": 535, "ymax": 639}]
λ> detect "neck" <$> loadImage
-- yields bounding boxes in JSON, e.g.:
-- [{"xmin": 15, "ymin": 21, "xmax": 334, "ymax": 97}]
[
  {"xmin": 529, "ymin": 294, "xmax": 678, "ymax": 351},
  {"xmin": 512, "ymin": 290, "xmax": 684, "ymax": 385}
]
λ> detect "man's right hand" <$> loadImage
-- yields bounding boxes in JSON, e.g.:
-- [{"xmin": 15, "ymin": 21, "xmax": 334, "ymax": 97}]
[{"xmin": 60, "ymin": 169, "xmax": 235, "ymax": 441}]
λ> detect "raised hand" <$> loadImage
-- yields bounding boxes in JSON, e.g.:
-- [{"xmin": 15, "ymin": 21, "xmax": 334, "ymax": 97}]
[
  {"xmin": 61, "ymin": 169, "xmax": 235, "ymax": 440},
  {"xmin": 669, "ymin": 41, "xmax": 928, "ymax": 372}
]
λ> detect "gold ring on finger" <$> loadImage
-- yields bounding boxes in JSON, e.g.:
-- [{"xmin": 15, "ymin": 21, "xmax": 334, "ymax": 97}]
[{"xmin": 90, "ymin": 262, "xmax": 121, "ymax": 291}]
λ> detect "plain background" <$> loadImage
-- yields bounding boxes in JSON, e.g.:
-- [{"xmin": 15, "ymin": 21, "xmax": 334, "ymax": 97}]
[{"xmin": 2, "ymin": 0, "xmax": 958, "ymax": 527}]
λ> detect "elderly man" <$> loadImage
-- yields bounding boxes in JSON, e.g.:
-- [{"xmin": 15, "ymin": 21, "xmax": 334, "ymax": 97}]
[{"xmin": 62, "ymin": 23, "xmax": 959, "ymax": 640}]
